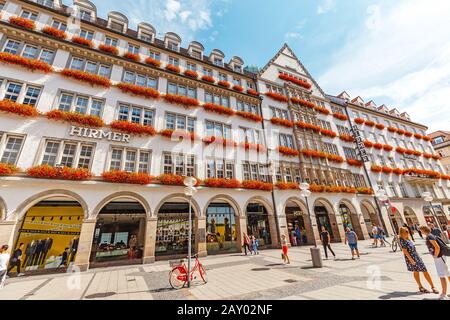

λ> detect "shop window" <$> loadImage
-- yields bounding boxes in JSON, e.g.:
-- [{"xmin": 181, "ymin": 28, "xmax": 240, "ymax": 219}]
[
  {"xmin": 206, "ymin": 203, "xmax": 238, "ymax": 254},
  {"xmin": 40, "ymin": 139, "xmax": 94, "ymax": 169},
  {"xmin": 0, "ymin": 133, "xmax": 25, "ymax": 165},
  {"xmin": 246, "ymin": 203, "xmax": 272, "ymax": 248}
]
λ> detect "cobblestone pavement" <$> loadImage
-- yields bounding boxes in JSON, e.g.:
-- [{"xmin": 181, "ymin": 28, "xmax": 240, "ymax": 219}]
[{"xmin": 0, "ymin": 239, "xmax": 446, "ymax": 300}]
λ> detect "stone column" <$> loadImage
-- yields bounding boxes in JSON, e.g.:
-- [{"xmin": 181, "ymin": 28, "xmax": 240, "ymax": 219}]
[
  {"xmin": 73, "ymin": 219, "xmax": 97, "ymax": 272},
  {"xmin": 237, "ymin": 217, "xmax": 247, "ymax": 253},
  {"xmin": 268, "ymin": 214, "xmax": 279, "ymax": 248},
  {"xmin": 356, "ymin": 210, "xmax": 370, "ymax": 240},
  {"xmin": 277, "ymin": 214, "xmax": 290, "ymax": 247},
  {"xmin": 333, "ymin": 212, "xmax": 346, "ymax": 242},
  {"xmin": 143, "ymin": 217, "xmax": 157, "ymax": 264},
  {"xmin": 196, "ymin": 217, "xmax": 207, "ymax": 258}
]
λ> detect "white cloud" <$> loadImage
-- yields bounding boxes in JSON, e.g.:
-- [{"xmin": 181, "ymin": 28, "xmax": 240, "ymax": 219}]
[
  {"xmin": 319, "ymin": 0, "xmax": 450, "ymax": 132},
  {"xmin": 317, "ymin": 0, "xmax": 336, "ymax": 15},
  {"xmin": 285, "ymin": 32, "xmax": 301, "ymax": 40}
]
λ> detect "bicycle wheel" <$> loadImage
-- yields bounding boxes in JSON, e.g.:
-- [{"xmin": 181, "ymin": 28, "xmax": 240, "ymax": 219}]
[
  {"xmin": 198, "ymin": 264, "xmax": 208, "ymax": 284},
  {"xmin": 169, "ymin": 268, "xmax": 187, "ymax": 290},
  {"xmin": 391, "ymin": 240, "xmax": 398, "ymax": 252}
]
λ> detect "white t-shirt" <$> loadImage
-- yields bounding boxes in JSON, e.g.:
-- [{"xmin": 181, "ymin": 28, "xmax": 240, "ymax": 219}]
[{"xmin": 0, "ymin": 253, "xmax": 10, "ymax": 271}]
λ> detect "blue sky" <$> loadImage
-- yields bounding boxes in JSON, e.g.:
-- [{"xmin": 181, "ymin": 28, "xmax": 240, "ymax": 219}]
[{"xmin": 66, "ymin": 0, "xmax": 450, "ymax": 132}]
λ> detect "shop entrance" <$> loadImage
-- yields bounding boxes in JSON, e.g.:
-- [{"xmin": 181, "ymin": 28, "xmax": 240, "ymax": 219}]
[
  {"xmin": 404, "ymin": 207, "xmax": 419, "ymax": 226},
  {"xmin": 285, "ymin": 200, "xmax": 313, "ymax": 246},
  {"xmin": 156, "ymin": 202, "xmax": 195, "ymax": 259},
  {"xmin": 423, "ymin": 205, "xmax": 447, "ymax": 227},
  {"xmin": 12, "ymin": 200, "xmax": 83, "ymax": 275},
  {"xmin": 339, "ymin": 203, "xmax": 364, "ymax": 240},
  {"xmin": 361, "ymin": 201, "xmax": 381, "ymax": 237},
  {"xmin": 314, "ymin": 202, "xmax": 341, "ymax": 242},
  {"xmin": 206, "ymin": 202, "xmax": 239, "ymax": 255},
  {"xmin": 90, "ymin": 201, "xmax": 146, "ymax": 268},
  {"xmin": 246, "ymin": 203, "xmax": 272, "ymax": 249}
]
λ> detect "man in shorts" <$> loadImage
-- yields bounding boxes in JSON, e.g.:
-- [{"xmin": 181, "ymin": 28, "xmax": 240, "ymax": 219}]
[{"xmin": 345, "ymin": 227, "xmax": 360, "ymax": 260}]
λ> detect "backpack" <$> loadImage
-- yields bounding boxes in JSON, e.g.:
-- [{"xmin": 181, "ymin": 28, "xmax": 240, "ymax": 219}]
[{"xmin": 436, "ymin": 236, "xmax": 450, "ymax": 257}]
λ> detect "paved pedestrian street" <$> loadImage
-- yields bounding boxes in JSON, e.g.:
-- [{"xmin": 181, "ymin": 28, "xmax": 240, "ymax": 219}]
[{"xmin": 0, "ymin": 239, "xmax": 446, "ymax": 300}]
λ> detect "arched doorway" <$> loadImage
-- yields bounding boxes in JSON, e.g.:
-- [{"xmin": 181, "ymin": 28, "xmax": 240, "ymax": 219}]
[
  {"xmin": 339, "ymin": 202, "xmax": 364, "ymax": 240},
  {"xmin": 285, "ymin": 199, "xmax": 313, "ymax": 245},
  {"xmin": 205, "ymin": 202, "xmax": 239, "ymax": 255},
  {"xmin": 390, "ymin": 206, "xmax": 404, "ymax": 234},
  {"xmin": 404, "ymin": 207, "xmax": 419, "ymax": 226},
  {"xmin": 423, "ymin": 205, "xmax": 447, "ymax": 227},
  {"xmin": 155, "ymin": 200, "xmax": 197, "ymax": 259},
  {"xmin": 314, "ymin": 200, "xmax": 341, "ymax": 242},
  {"xmin": 90, "ymin": 198, "xmax": 147, "ymax": 267},
  {"xmin": 12, "ymin": 195, "xmax": 85, "ymax": 275},
  {"xmin": 361, "ymin": 201, "xmax": 382, "ymax": 237},
  {"xmin": 245, "ymin": 203, "xmax": 273, "ymax": 249}
]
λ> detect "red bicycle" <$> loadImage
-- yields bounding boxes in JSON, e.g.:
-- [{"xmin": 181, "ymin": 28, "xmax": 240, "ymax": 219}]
[{"xmin": 169, "ymin": 254, "xmax": 208, "ymax": 289}]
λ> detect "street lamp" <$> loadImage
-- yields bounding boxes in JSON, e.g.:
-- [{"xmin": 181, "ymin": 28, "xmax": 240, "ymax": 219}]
[
  {"xmin": 184, "ymin": 176, "xmax": 198, "ymax": 288},
  {"xmin": 422, "ymin": 192, "xmax": 443, "ymax": 231},
  {"xmin": 299, "ymin": 183, "xmax": 322, "ymax": 268},
  {"xmin": 375, "ymin": 188, "xmax": 397, "ymax": 236}
]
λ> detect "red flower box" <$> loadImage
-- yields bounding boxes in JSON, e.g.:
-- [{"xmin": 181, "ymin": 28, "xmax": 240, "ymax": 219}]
[
  {"xmin": 403, "ymin": 168, "xmax": 441, "ymax": 179},
  {"xmin": 291, "ymin": 97, "xmax": 315, "ymax": 108},
  {"xmin": 339, "ymin": 134, "xmax": 354, "ymax": 143},
  {"xmin": 203, "ymin": 103, "xmax": 236, "ymax": 116},
  {"xmin": 347, "ymin": 159, "xmax": 363, "ymax": 167},
  {"xmin": 158, "ymin": 174, "xmax": 200, "ymax": 186},
  {"xmin": 116, "ymin": 82, "xmax": 160, "ymax": 100},
  {"xmin": 327, "ymin": 154, "xmax": 344, "ymax": 163},
  {"xmin": 276, "ymin": 182, "xmax": 299, "ymax": 190},
  {"xmin": 184, "ymin": 69, "xmax": 198, "ymax": 79},
  {"xmin": 375, "ymin": 123, "xmax": 385, "ymax": 130},
  {"xmin": 301, "ymin": 149, "xmax": 327, "ymax": 159},
  {"xmin": 388, "ymin": 126, "xmax": 398, "ymax": 133},
  {"xmin": 46, "ymin": 110, "xmax": 104, "ymax": 127},
  {"xmin": 242, "ymin": 180, "xmax": 273, "ymax": 191},
  {"xmin": 432, "ymin": 155, "xmax": 441, "ymax": 160},
  {"xmin": 357, "ymin": 187, "xmax": 374, "ymax": 195},
  {"xmin": 296, "ymin": 121, "xmax": 321, "ymax": 132},
  {"xmin": 414, "ymin": 133, "xmax": 423, "ymax": 139},
  {"xmin": 364, "ymin": 141, "xmax": 374, "ymax": 148},
  {"xmin": 204, "ymin": 178, "xmax": 241, "ymax": 189},
  {"xmin": 397, "ymin": 129, "xmax": 406, "ymax": 135},
  {"xmin": 404, "ymin": 131, "xmax": 413, "ymax": 137},
  {"xmin": 266, "ymin": 92, "xmax": 288, "ymax": 103},
  {"xmin": 145, "ymin": 57, "xmax": 161, "ymax": 68},
  {"xmin": 314, "ymin": 106, "xmax": 330, "ymax": 115},
  {"xmin": 236, "ymin": 111, "xmax": 263, "ymax": 122},
  {"xmin": 373, "ymin": 143, "xmax": 383, "ymax": 150},
  {"xmin": 333, "ymin": 113, "xmax": 348, "ymax": 121},
  {"xmin": 247, "ymin": 89, "xmax": 260, "ymax": 97},
  {"xmin": 201, "ymin": 75, "xmax": 215, "ymax": 83},
  {"xmin": 279, "ymin": 73, "xmax": 311, "ymax": 90},
  {"xmin": 396, "ymin": 147, "xmax": 406, "ymax": 154},
  {"xmin": 383, "ymin": 144, "xmax": 393, "ymax": 152},
  {"xmin": 26, "ymin": 165, "xmax": 91, "ymax": 181},
  {"xmin": 109, "ymin": 120, "xmax": 156, "ymax": 136},
  {"xmin": 9, "ymin": 16, "xmax": 35, "ymax": 30},
  {"xmin": 382, "ymin": 166, "xmax": 393, "ymax": 174},
  {"xmin": 423, "ymin": 136, "xmax": 432, "ymax": 142},
  {"xmin": 0, "ymin": 163, "xmax": 19, "ymax": 176},
  {"xmin": 102, "ymin": 171, "xmax": 153, "ymax": 185},
  {"xmin": 413, "ymin": 150, "xmax": 422, "ymax": 157},
  {"xmin": 123, "ymin": 52, "xmax": 140, "ymax": 62},
  {"xmin": 393, "ymin": 168, "xmax": 404, "ymax": 175},
  {"xmin": 278, "ymin": 146, "xmax": 300, "ymax": 157},
  {"xmin": 42, "ymin": 26, "xmax": 67, "ymax": 40},
  {"xmin": 159, "ymin": 129, "xmax": 198, "ymax": 142},
  {"xmin": 241, "ymin": 142, "xmax": 266, "ymax": 153},
  {"xmin": 423, "ymin": 153, "xmax": 433, "ymax": 159},
  {"xmin": 365, "ymin": 120, "xmax": 375, "ymax": 127},
  {"xmin": 218, "ymin": 80, "xmax": 231, "ymax": 88},
  {"xmin": 320, "ymin": 129, "xmax": 337, "ymax": 138},
  {"xmin": 405, "ymin": 150, "xmax": 414, "ymax": 155},
  {"xmin": 99, "ymin": 44, "xmax": 119, "ymax": 55},
  {"xmin": 270, "ymin": 117, "xmax": 294, "ymax": 128},
  {"xmin": 163, "ymin": 94, "xmax": 200, "ymax": 108},
  {"xmin": 0, "ymin": 99, "xmax": 39, "ymax": 117},
  {"xmin": 203, "ymin": 136, "xmax": 237, "ymax": 148},
  {"xmin": 72, "ymin": 36, "xmax": 93, "ymax": 48},
  {"xmin": 166, "ymin": 64, "xmax": 181, "ymax": 73},
  {"xmin": 232, "ymin": 85, "xmax": 244, "ymax": 92},
  {"xmin": 61, "ymin": 69, "xmax": 112, "ymax": 88},
  {"xmin": 0, "ymin": 52, "xmax": 52, "ymax": 73},
  {"xmin": 354, "ymin": 118, "xmax": 365, "ymax": 124}
]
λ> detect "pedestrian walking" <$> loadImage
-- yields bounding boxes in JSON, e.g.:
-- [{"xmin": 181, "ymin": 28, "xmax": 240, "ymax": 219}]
[
  {"xmin": 415, "ymin": 223, "xmax": 423, "ymax": 239},
  {"xmin": 7, "ymin": 243, "xmax": 24, "ymax": 277},
  {"xmin": 378, "ymin": 225, "xmax": 387, "ymax": 247},
  {"xmin": 345, "ymin": 227, "xmax": 360, "ymax": 260},
  {"xmin": 441, "ymin": 225, "xmax": 449, "ymax": 244},
  {"xmin": 0, "ymin": 245, "xmax": 10, "ymax": 289},
  {"xmin": 429, "ymin": 223, "xmax": 443, "ymax": 238},
  {"xmin": 371, "ymin": 223, "xmax": 379, "ymax": 247},
  {"xmin": 242, "ymin": 233, "xmax": 252, "ymax": 256},
  {"xmin": 320, "ymin": 226, "xmax": 336, "ymax": 260},
  {"xmin": 419, "ymin": 225, "xmax": 450, "ymax": 300},
  {"xmin": 251, "ymin": 235, "xmax": 259, "ymax": 255},
  {"xmin": 399, "ymin": 227, "xmax": 438, "ymax": 295},
  {"xmin": 281, "ymin": 235, "xmax": 290, "ymax": 264}
]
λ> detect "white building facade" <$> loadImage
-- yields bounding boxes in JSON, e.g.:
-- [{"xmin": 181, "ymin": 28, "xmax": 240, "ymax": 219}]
[{"xmin": 0, "ymin": 0, "xmax": 448, "ymax": 273}]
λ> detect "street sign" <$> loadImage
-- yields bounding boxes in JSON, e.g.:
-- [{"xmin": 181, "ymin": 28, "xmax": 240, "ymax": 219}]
[{"xmin": 351, "ymin": 125, "xmax": 370, "ymax": 163}]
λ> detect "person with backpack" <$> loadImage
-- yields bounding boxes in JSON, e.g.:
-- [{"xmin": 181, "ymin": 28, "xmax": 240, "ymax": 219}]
[{"xmin": 419, "ymin": 225, "xmax": 450, "ymax": 300}]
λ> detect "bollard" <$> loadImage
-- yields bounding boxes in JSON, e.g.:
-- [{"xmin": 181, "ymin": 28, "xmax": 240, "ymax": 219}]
[{"xmin": 310, "ymin": 247, "xmax": 323, "ymax": 268}]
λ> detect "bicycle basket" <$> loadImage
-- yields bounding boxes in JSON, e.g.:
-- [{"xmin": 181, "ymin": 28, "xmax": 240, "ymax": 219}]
[{"xmin": 169, "ymin": 259, "xmax": 184, "ymax": 268}]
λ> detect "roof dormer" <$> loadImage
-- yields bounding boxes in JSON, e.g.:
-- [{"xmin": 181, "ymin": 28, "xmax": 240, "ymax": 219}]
[
  {"xmin": 377, "ymin": 104, "xmax": 389, "ymax": 113},
  {"xmin": 351, "ymin": 96, "xmax": 364, "ymax": 106},
  {"xmin": 73, "ymin": 0, "xmax": 97, "ymax": 23},
  {"xmin": 188, "ymin": 41, "xmax": 204, "ymax": 60},
  {"xmin": 337, "ymin": 91, "xmax": 351, "ymax": 100},
  {"xmin": 107, "ymin": 11, "xmax": 128, "ymax": 33},
  {"xmin": 229, "ymin": 56, "xmax": 244, "ymax": 73},
  {"xmin": 400, "ymin": 112, "xmax": 411, "ymax": 120},
  {"xmin": 34, "ymin": 0, "xmax": 62, "ymax": 9},
  {"xmin": 365, "ymin": 100, "xmax": 377, "ymax": 109},
  {"xmin": 164, "ymin": 32, "xmax": 181, "ymax": 52},
  {"xmin": 137, "ymin": 22, "xmax": 155, "ymax": 43},
  {"xmin": 389, "ymin": 108, "xmax": 400, "ymax": 117},
  {"xmin": 210, "ymin": 49, "xmax": 225, "ymax": 67}
]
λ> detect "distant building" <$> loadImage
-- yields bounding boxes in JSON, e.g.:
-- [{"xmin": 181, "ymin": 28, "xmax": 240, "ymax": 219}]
[{"xmin": 429, "ymin": 131, "xmax": 450, "ymax": 174}]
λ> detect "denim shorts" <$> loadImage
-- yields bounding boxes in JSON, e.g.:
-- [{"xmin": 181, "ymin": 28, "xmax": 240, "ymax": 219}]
[{"xmin": 349, "ymin": 243, "xmax": 358, "ymax": 250}]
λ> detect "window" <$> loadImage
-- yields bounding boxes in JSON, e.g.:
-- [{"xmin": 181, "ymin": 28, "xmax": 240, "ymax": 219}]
[
  {"xmin": 37, "ymin": 0, "xmax": 54, "ymax": 8},
  {"xmin": 270, "ymin": 107, "xmax": 289, "ymax": 120},
  {"xmin": 275, "ymin": 163, "xmax": 302, "ymax": 183},
  {"xmin": 1, "ymin": 81, "xmax": 42, "ymax": 106},
  {"xmin": 165, "ymin": 113, "xmax": 196, "ymax": 132},
  {"xmin": 23, "ymin": 86, "xmax": 41, "ymax": 106},
  {"xmin": 218, "ymin": 73, "xmax": 227, "ymax": 81},
  {"xmin": 191, "ymin": 50, "xmax": 202, "ymax": 60},
  {"xmin": 353, "ymin": 174, "xmax": 367, "ymax": 188},
  {"xmin": 0, "ymin": 133, "xmax": 25, "ymax": 165},
  {"xmin": 41, "ymin": 139, "xmax": 94, "ymax": 169},
  {"xmin": 266, "ymin": 84, "xmax": 284, "ymax": 95},
  {"xmin": 79, "ymin": 29, "xmax": 94, "ymax": 40},
  {"xmin": 57, "ymin": 92, "xmax": 104, "ymax": 116},
  {"xmin": 168, "ymin": 56, "xmax": 179, "ymax": 66},
  {"xmin": 0, "ymin": 2, "xmax": 5, "ymax": 11},
  {"xmin": 237, "ymin": 101, "xmax": 258, "ymax": 115},
  {"xmin": 242, "ymin": 162, "xmax": 270, "ymax": 182},
  {"xmin": 232, "ymin": 78, "xmax": 241, "ymax": 86},
  {"xmin": 186, "ymin": 62, "xmax": 197, "ymax": 71},
  {"xmin": 122, "ymin": 70, "xmax": 157, "ymax": 88},
  {"xmin": 399, "ymin": 183, "xmax": 408, "ymax": 198},
  {"xmin": 203, "ymin": 68, "xmax": 213, "ymax": 77},
  {"xmin": 118, "ymin": 104, "xmax": 154, "ymax": 126},
  {"xmin": 79, "ymin": 10, "xmax": 92, "ymax": 22},
  {"xmin": 204, "ymin": 92, "xmax": 229, "ymax": 107},
  {"xmin": 51, "ymin": 20, "xmax": 67, "ymax": 31},
  {"xmin": 388, "ymin": 182, "xmax": 398, "ymax": 198},
  {"xmin": 109, "ymin": 147, "xmax": 151, "ymax": 173},
  {"xmin": 214, "ymin": 58, "xmax": 223, "ymax": 67},
  {"xmin": 2, "ymin": 39, "xmax": 55, "ymax": 63},
  {"xmin": 233, "ymin": 65, "xmax": 242, "ymax": 73},
  {"xmin": 323, "ymin": 143, "xmax": 339, "ymax": 156},
  {"xmin": 4, "ymin": 82, "xmax": 23, "ymax": 102},
  {"xmin": 239, "ymin": 127, "xmax": 262, "ymax": 144},
  {"xmin": 246, "ymin": 81, "xmax": 255, "ymax": 90},
  {"xmin": 205, "ymin": 121, "xmax": 231, "ymax": 139},
  {"xmin": 105, "ymin": 37, "xmax": 118, "ymax": 47},
  {"xmin": 337, "ymin": 125, "xmax": 351, "ymax": 136},
  {"xmin": 279, "ymin": 134, "xmax": 294, "ymax": 148},
  {"xmin": 343, "ymin": 147, "xmax": 358, "ymax": 160},
  {"xmin": 139, "ymin": 31, "xmax": 153, "ymax": 42},
  {"xmin": 167, "ymin": 82, "xmax": 196, "ymax": 98},
  {"xmin": 148, "ymin": 51, "xmax": 160, "ymax": 61},
  {"xmin": 110, "ymin": 21, "xmax": 124, "ymax": 33},
  {"xmin": 20, "ymin": 10, "xmax": 38, "ymax": 21},
  {"xmin": 69, "ymin": 57, "xmax": 111, "ymax": 78},
  {"xmin": 127, "ymin": 44, "xmax": 140, "ymax": 55},
  {"xmin": 206, "ymin": 159, "xmax": 234, "ymax": 179},
  {"xmin": 163, "ymin": 153, "xmax": 196, "ymax": 176},
  {"xmin": 352, "ymin": 111, "xmax": 359, "ymax": 118},
  {"xmin": 433, "ymin": 136, "xmax": 444, "ymax": 144},
  {"xmin": 167, "ymin": 41, "xmax": 179, "ymax": 52},
  {"xmin": 3, "ymin": 40, "xmax": 21, "ymax": 54}
]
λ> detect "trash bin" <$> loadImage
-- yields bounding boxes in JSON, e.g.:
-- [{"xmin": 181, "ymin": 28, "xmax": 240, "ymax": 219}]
[{"xmin": 310, "ymin": 247, "xmax": 323, "ymax": 268}]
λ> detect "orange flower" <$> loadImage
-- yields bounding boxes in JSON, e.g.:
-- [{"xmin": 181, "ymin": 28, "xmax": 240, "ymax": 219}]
[
  {"xmin": 278, "ymin": 146, "xmax": 300, "ymax": 157},
  {"xmin": 102, "ymin": 171, "xmax": 153, "ymax": 185},
  {"xmin": 99, "ymin": 44, "xmax": 119, "ymax": 55},
  {"xmin": 26, "ymin": 165, "xmax": 91, "ymax": 181},
  {"xmin": 320, "ymin": 129, "xmax": 337, "ymax": 138},
  {"xmin": 9, "ymin": 16, "xmax": 35, "ymax": 30},
  {"xmin": 354, "ymin": 118, "xmax": 365, "ymax": 124},
  {"xmin": 347, "ymin": 159, "xmax": 363, "ymax": 167},
  {"xmin": 388, "ymin": 126, "xmax": 398, "ymax": 133},
  {"xmin": 163, "ymin": 94, "xmax": 200, "ymax": 108},
  {"xmin": 327, "ymin": 154, "xmax": 344, "ymax": 163},
  {"xmin": 159, "ymin": 129, "xmax": 198, "ymax": 142},
  {"xmin": 270, "ymin": 117, "xmax": 294, "ymax": 128},
  {"xmin": 365, "ymin": 120, "xmax": 375, "ymax": 127},
  {"xmin": 109, "ymin": 120, "xmax": 156, "ymax": 136},
  {"xmin": 276, "ymin": 182, "xmax": 299, "ymax": 190},
  {"xmin": 204, "ymin": 178, "xmax": 241, "ymax": 189},
  {"xmin": 116, "ymin": 82, "xmax": 160, "ymax": 100},
  {"xmin": 0, "ymin": 163, "xmax": 19, "ymax": 176},
  {"xmin": 123, "ymin": 52, "xmax": 140, "ymax": 62},
  {"xmin": 232, "ymin": 85, "xmax": 244, "ymax": 92},
  {"xmin": 158, "ymin": 174, "xmax": 201, "ymax": 186},
  {"xmin": 382, "ymin": 166, "xmax": 394, "ymax": 174},
  {"xmin": 42, "ymin": 26, "xmax": 67, "ymax": 40},
  {"xmin": 203, "ymin": 103, "xmax": 236, "ymax": 116},
  {"xmin": 266, "ymin": 92, "xmax": 288, "ymax": 103},
  {"xmin": 241, "ymin": 142, "xmax": 266, "ymax": 153},
  {"xmin": 301, "ymin": 149, "xmax": 328, "ymax": 159},
  {"xmin": 279, "ymin": 73, "xmax": 311, "ymax": 89},
  {"xmin": 0, "ymin": 99, "xmax": 40, "ymax": 117},
  {"xmin": 218, "ymin": 80, "xmax": 231, "ymax": 88},
  {"xmin": 46, "ymin": 110, "xmax": 104, "ymax": 127},
  {"xmin": 202, "ymin": 136, "xmax": 237, "ymax": 148},
  {"xmin": 339, "ymin": 134, "xmax": 354, "ymax": 143},
  {"xmin": 247, "ymin": 89, "xmax": 260, "ymax": 97},
  {"xmin": 357, "ymin": 187, "xmax": 374, "ymax": 195},
  {"xmin": 383, "ymin": 144, "xmax": 393, "ymax": 152},
  {"xmin": 422, "ymin": 136, "xmax": 432, "ymax": 142},
  {"xmin": 201, "ymin": 75, "xmax": 215, "ymax": 83},
  {"xmin": 0, "ymin": 52, "xmax": 52, "ymax": 73},
  {"xmin": 375, "ymin": 123, "xmax": 385, "ymax": 130},
  {"xmin": 397, "ymin": 129, "xmax": 406, "ymax": 135},
  {"xmin": 236, "ymin": 111, "xmax": 263, "ymax": 122},
  {"xmin": 184, "ymin": 69, "xmax": 198, "ymax": 79},
  {"xmin": 396, "ymin": 147, "xmax": 406, "ymax": 154},
  {"xmin": 314, "ymin": 106, "xmax": 330, "ymax": 115},
  {"xmin": 393, "ymin": 168, "xmax": 404, "ymax": 175},
  {"xmin": 373, "ymin": 143, "xmax": 383, "ymax": 150},
  {"xmin": 333, "ymin": 113, "xmax": 348, "ymax": 121},
  {"xmin": 296, "ymin": 121, "xmax": 321, "ymax": 132},
  {"xmin": 71, "ymin": 36, "xmax": 93, "ymax": 48},
  {"xmin": 61, "ymin": 69, "xmax": 112, "ymax": 88},
  {"xmin": 404, "ymin": 131, "xmax": 413, "ymax": 137},
  {"xmin": 364, "ymin": 141, "xmax": 374, "ymax": 148},
  {"xmin": 291, "ymin": 97, "xmax": 316, "ymax": 109},
  {"xmin": 423, "ymin": 153, "xmax": 433, "ymax": 159},
  {"xmin": 414, "ymin": 133, "xmax": 423, "ymax": 140},
  {"xmin": 166, "ymin": 64, "xmax": 181, "ymax": 73},
  {"xmin": 145, "ymin": 57, "xmax": 161, "ymax": 68},
  {"xmin": 242, "ymin": 180, "xmax": 273, "ymax": 191}
]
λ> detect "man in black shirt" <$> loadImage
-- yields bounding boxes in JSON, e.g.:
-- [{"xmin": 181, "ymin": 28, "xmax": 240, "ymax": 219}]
[{"xmin": 8, "ymin": 243, "xmax": 24, "ymax": 277}]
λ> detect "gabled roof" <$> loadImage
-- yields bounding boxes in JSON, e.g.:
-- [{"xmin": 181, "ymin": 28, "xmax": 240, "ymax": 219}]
[
  {"xmin": 258, "ymin": 43, "xmax": 326, "ymax": 97},
  {"xmin": 365, "ymin": 100, "xmax": 377, "ymax": 108},
  {"xmin": 337, "ymin": 91, "xmax": 350, "ymax": 100},
  {"xmin": 351, "ymin": 96, "xmax": 364, "ymax": 105}
]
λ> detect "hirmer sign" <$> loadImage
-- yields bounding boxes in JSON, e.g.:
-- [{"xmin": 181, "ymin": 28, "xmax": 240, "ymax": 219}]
[{"xmin": 69, "ymin": 126, "xmax": 131, "ymax": 143}]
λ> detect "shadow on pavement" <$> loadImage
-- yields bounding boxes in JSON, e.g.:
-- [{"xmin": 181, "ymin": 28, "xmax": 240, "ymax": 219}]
[{"xmin": 379, "ymin": 291, "xmax": 428, "ymax": 300}]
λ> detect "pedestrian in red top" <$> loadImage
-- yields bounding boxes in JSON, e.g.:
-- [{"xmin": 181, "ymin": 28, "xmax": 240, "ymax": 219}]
[
  {"xmin": 242, "ymin": 233, "xmax": 252, "ymax": 256},
  {"xmin": 281, "ymin": 235, "xmax": 290, "ymax": 264}
]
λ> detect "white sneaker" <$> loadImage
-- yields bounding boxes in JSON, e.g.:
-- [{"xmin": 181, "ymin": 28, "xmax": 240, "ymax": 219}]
[
  {"xmin": 17, "ymin": 273, "xmax": 25, "ymax": 277},
  {"xmin": 438, "ymin": 295, "xmax": 448, "ymax": 300}
]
